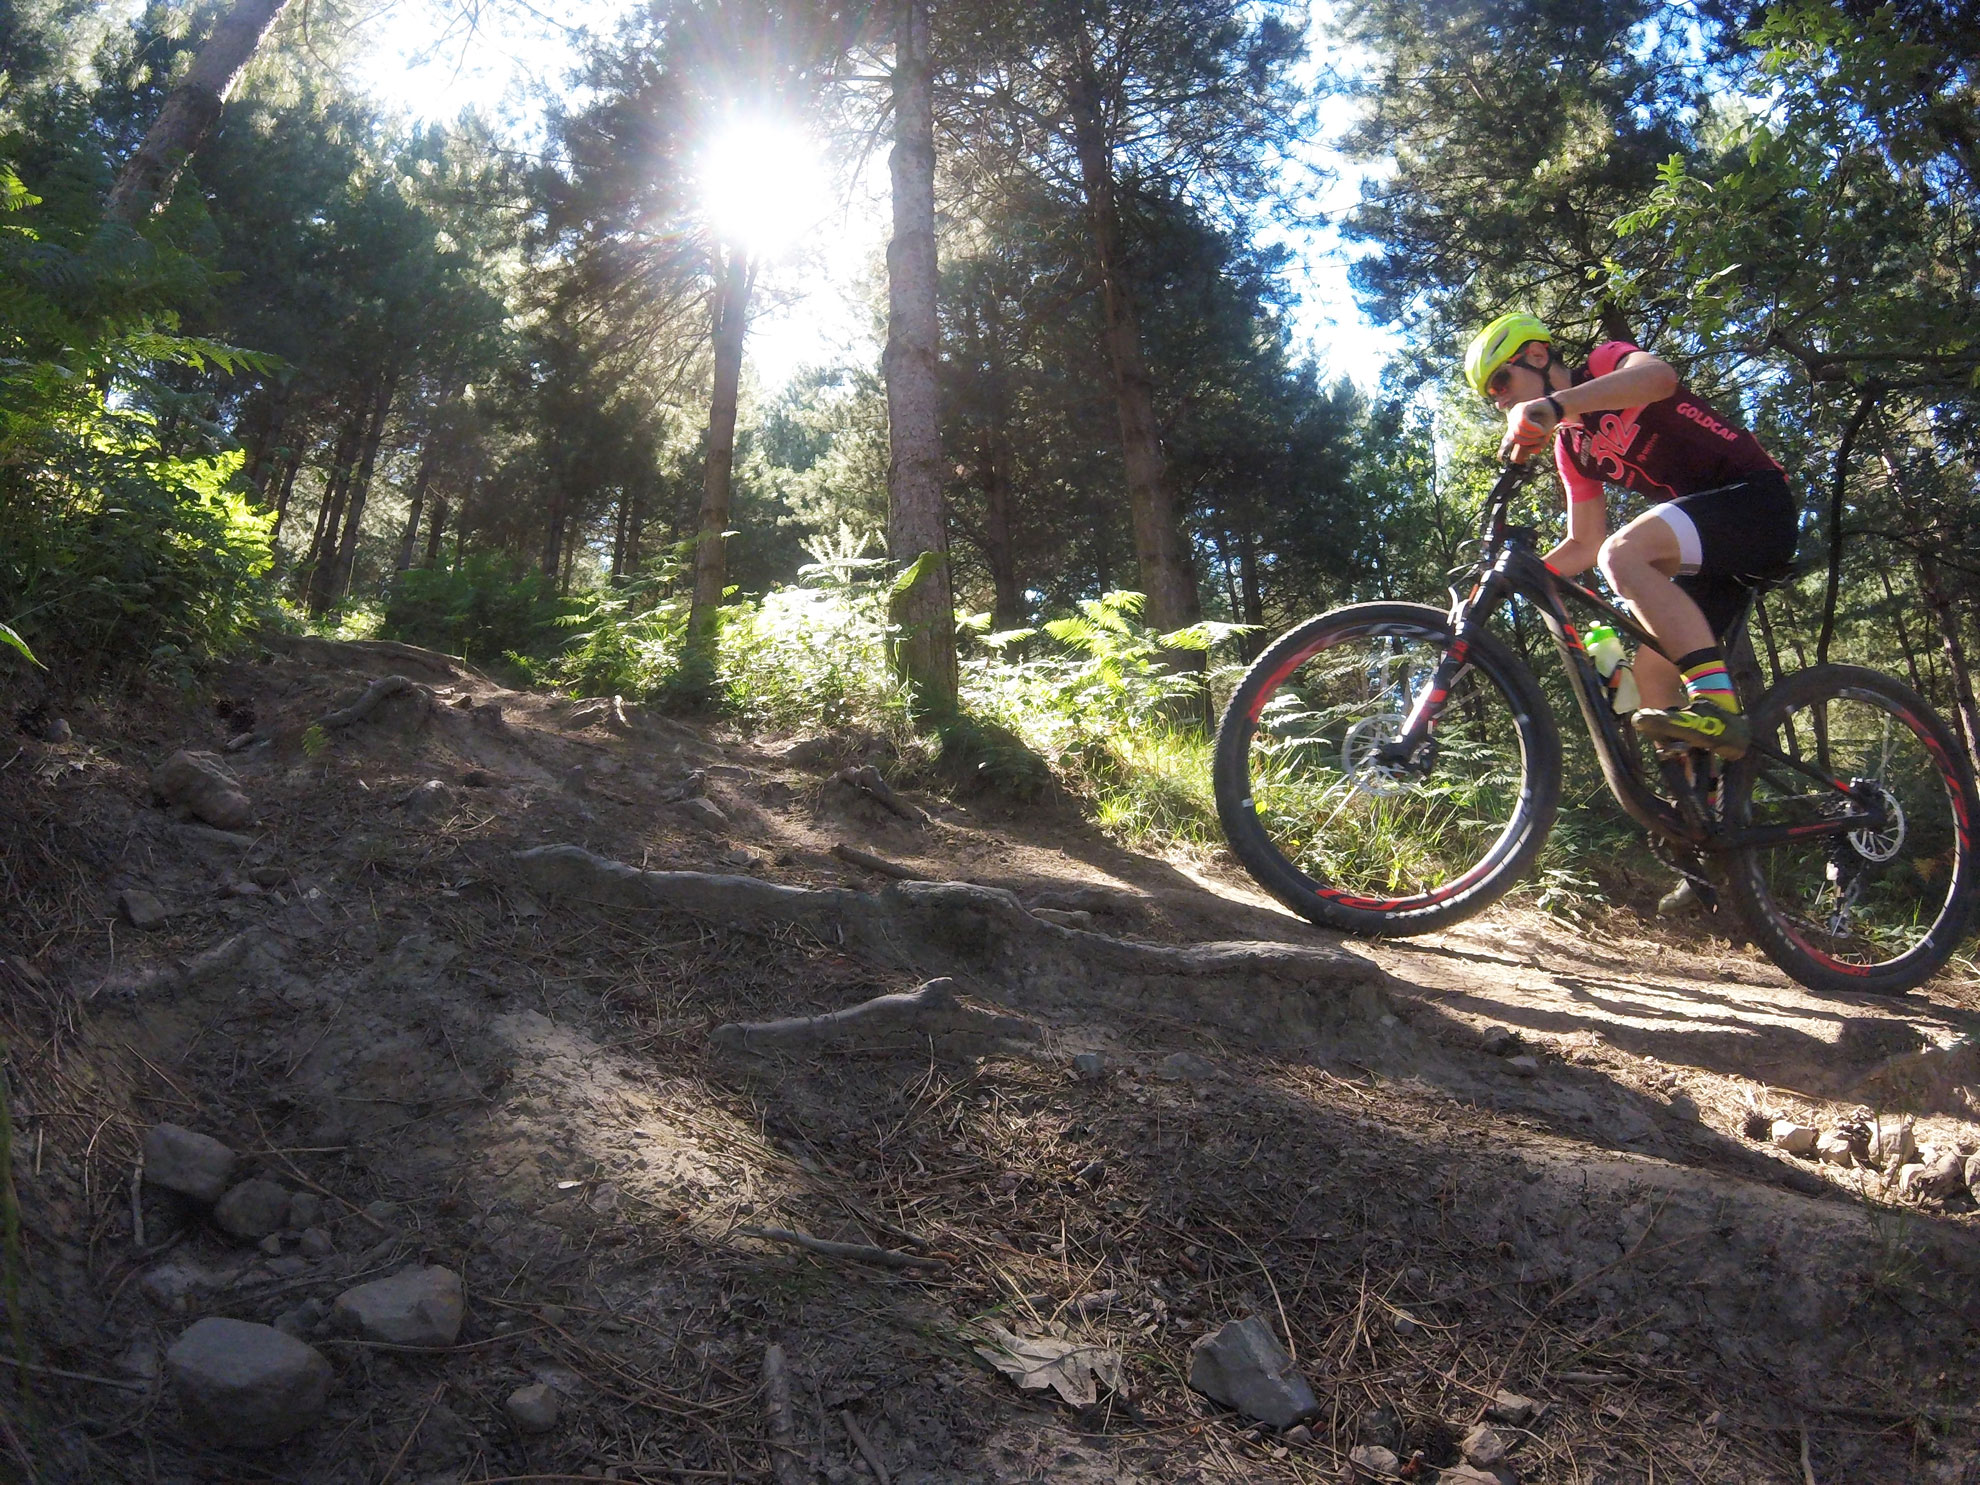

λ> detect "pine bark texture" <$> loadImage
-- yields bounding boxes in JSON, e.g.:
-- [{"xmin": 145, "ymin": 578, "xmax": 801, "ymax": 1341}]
[
  {"xmin": 688, "ymin": 244, "xmax": 753, "ymax": 642},
  {"xmin": 1066, "ymin": 50, "xmax": 1201, "ymax": 637},
  {"xmin": 884, "ymin": 0, "xmax": 957, "ymax": 706},
  {"xmin": 104, "ymin": 0, "xmax": 294, "ymax": 225}
]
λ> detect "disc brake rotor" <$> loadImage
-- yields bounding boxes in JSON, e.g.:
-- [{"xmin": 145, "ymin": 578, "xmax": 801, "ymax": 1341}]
[{"xmin": 1342, "ymin": 712, "xmax": 1409, "ymax": 798}]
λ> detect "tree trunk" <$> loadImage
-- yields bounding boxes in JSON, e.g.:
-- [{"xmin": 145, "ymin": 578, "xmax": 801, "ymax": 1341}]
[
  {"xmin": 269, "ymin": 445, "xmax": 302, "ymax": 541},
  {"xmin": 1815, "ymin": 387, "xmax": 1879, "ymax": 666},
  {"xmin": 104, "ymin": 0, "xmax": 295, "ymax": 225},
  {"xmin": 1874, "ymin": 563, "xmax": 1928, "ymax": 697},
  {"xmin": 394, "ymin": 445, "xmax": 437, "ymax": 575},
  {"xmin": 974, "ymin": 299, "xmax": 1023, "ymax": 633},
  {"xmin": 312, "ymin": 367, "xmax": 395, "ymax": 615},
  {"xmin": 422, "ymin": 494, "xmax": 449, "ymax": 569},
  {"xmin": 882, "ymin": 0, "xmax": 957, "ymax": 709},
  {"xmin": 299, "ymin": 394, "xmax": 365, "ymax": 598},
  {"xmin": 1065, "ymin": 45, "xmax": 1201, "ymax": 639},
  {"xmin": 686, "ymin": 242, "xmax": 753, "ymax": 645},
  {"xmin": 243, "ymin": 382, "xmax": 289, "ymax": 494},
  {"xmin": 1917, "ymin": 554, "xmax": 1980, "ymax": 774}
]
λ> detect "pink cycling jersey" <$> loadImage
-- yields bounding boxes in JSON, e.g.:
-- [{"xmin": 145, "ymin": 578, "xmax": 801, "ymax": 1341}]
[{"xmin": 1554, "ymin": 341, "xmax": 1781, "ymax": 505}]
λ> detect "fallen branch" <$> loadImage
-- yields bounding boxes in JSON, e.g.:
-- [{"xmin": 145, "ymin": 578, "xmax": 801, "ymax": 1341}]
[
  {"xmin": 830, "ymin": 842, "xmax": 934, "ymax": 881},
  {"xmin": 761, "ymin": 1344, "xmax": 806, "ymax": 1485},
  {"xmin": 832, "ymin": 765, "xmax": 928, "ymax": 824},
  {"xmin": 710, "ymin": 977, "xmax": 1038, "ymax": 1059},
  {"xmin": 739, "ymin": 1226, "xmax": 950, "ymax": 1274},
  {"xmin": 315, "ymin": 674, "xmax": 431, "ymax": 731},
  {"xmin": 841, "ymin": 1411, "xmax": 891, "ymax": 1485}
]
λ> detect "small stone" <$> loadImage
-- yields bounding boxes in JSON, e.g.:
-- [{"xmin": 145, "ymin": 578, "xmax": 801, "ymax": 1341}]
[
  {"xmin": 505, "ymin": 1382, "xmax": 560, "ymax": 1433},
  {"xmin": 166, "ymin": 1317, "xmax": 330, "ymax": 1448},
  {"xmin": 150, "ymin": 750, "xmax": 253, "ymax": 830},
  {"xmin": 1439, "ymin": 1468, "xmax": 1507, "ymax": 1485},
  {"xmin": 1462, "ymin": 1423, "xmax": 1512, "ymax": 1467},
  {"xmin": 1348, "ymin": 1444, "xmax": 1401, "ymax": 1478},
  {"xmin": 120, "ymin": 888, "xmax": 172, "ymax": 928},
  {"xmin": 1872, "ymin": 1117, "xmax": 1918, "ymax": 1170},
  {"xmin": 1158, "ymin": 1051, "xmax": 1219, "ymax": 1083},
  {"xmin": 264, "ymin": 1255, "xmax": 309, "ymax": 1278},
  {"xmin": 330, "ymin": 1265, "xmax": 464, "ymax": 1348},
  {"xmin": 142, "ymin": 1258, "xmax": 221, "ymax": 1308},
  {"xmin": 214, "ymin": 1180, "xmax": 292, "ymax": 1241},
  {"xmin": 1071, "ymin": 1052, "xmax": 1107, "ymax": 1081},
  {"xmin": 364, "ymin": 1199, "xmax": 398, "ymax": 1227},
  {"xmin": 677, "ymin": 796, "xmax": 729, "ymax": 831},
  {"xmin": 539, "ymin": 1305, "xmax": 569, "ymax": 1326},
  {"xmin": 1815, "ymin": 1133, "xmax": 1856, "ymax": 1168},
  {"xmin": 257, "ymin": 1233, "xmax": 285, "ymax": 1256},
  {"xmin": 1480, "ymin": 1026, "xmax": 1522, "ymax": 1057},
  {"xmin": 44, "ymin": 718, "xmax": 73, "ymax": 743},
  {"xmin": 1390, "ymin": 1310, "xmax": 1422, "ymax": 1336},
  {"xmin": 287, "ymin": 1192, "xmax": 324, "ymax": 1229},
  {"xmin": 1284, "ymin": 1425, "xmax": 1312, "ymax": 1445},
  {"xmin": 1032, "ymin": 908, "xmax": 1095, "ymax": 929},
  {"xmin": 1186, "ymin": 1315, "xmax": 1317, "ymax": 1428},
  {"xmin": 1485, "ymin": 1391, "xmax": 1541, "ymax": 1427},
  {"xmin": 271, "ymin": 1299, "xmax": 326, "ymax": 1339},
  {"xmin": 298, "ymin": 1227, "xmax": 336, "ymax": 1259},
  {"xmin": 1504, "ymin": 1054, "xmax": 1540, "ymax": 1077},
  {"xmin": 1965, "ymin": 1152, "xmax": 1980, "ymax": 1195},
  {"xmin": 404, "ymin": 780, "xmax": 456, "ymax": 823},
  {"xmin": 143, "ymin": 1125, "xmax": 239, "ymax": 1204},
  {"xmin": 1770, "ymin": 1121, "xmax": 1819, "ymax": 1157},
  {"xmin": 1904, "ymin": 1152, "xmax": 1967, "ymax": 1199}
]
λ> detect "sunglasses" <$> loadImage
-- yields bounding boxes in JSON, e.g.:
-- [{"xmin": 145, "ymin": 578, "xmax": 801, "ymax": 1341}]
[{"xmin": 1485, "ymin": 366, "xmax": 1517, "ymax": 399}]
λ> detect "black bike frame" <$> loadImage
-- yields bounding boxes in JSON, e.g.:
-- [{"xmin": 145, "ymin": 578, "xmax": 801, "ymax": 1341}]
[{"xmin": 1394, "ymin": 466, "xmax": 1884, "ymax": 853}]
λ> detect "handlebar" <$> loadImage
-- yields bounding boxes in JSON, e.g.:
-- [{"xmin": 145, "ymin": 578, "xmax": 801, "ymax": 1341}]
[{"xmin": 1475, "ymin": 461, "xmax": 1540, "ymax": 546}]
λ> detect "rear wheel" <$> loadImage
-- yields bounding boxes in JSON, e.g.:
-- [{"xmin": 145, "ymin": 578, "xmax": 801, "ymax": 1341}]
[
  {"xmin": 1213, "ymin": 602, "xmax": 1561, "ymax": 936},
  {"xmin": 1720, "ymin": 665, "xmax": 1980, "ymax": 995}
]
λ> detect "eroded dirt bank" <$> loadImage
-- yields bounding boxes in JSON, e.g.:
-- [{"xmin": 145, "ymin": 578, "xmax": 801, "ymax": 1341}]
[{"xmin": 4, "ymin": 636, "xmax": 1978, "ymax": 1484}]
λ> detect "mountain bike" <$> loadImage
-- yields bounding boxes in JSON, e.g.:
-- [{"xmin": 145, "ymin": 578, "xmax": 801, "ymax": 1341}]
[{"xmin": 1212, "ymin": 463, "xmax": 1980, "ymax": 996}]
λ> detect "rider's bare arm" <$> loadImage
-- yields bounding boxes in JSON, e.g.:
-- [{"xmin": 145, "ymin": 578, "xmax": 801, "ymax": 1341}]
[
  {"xmin": 1544, "ymin": 488, "xmax": 1607, "ymax": 576},
  {"xmin": 1548, "ymin": 350, "xmax": 1678, "ymax": 419},
  {"xmin": 1504, "ymin": 351, "xmax": 1682, "ymax": 456}
]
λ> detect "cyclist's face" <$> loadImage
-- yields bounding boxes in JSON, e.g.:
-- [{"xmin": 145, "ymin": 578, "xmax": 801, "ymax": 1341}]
[{"xmin": 1486, "ymin": 345, "xmax": 1547, "ymax": 409}]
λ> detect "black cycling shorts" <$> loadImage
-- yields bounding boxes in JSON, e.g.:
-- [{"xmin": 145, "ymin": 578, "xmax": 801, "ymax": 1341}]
[{"xmin": 1645, "ymin": 471, "xmax": 1799, "ymax": 638}]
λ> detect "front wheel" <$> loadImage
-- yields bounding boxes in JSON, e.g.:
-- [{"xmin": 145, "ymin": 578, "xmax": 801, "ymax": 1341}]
[
  {"xmin": 1213, "ymin": 602, "xmax": 1562, "ymax": 936},
  {"xmin": 1720, "ymin": 665, "xmax": 1980, "ymax": 995}
]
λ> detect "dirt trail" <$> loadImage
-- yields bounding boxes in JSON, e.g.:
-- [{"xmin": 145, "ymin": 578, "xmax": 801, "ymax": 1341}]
[{"xmin": 3, "ymin": 639, "xmax": 1977, "ymax": 1485}]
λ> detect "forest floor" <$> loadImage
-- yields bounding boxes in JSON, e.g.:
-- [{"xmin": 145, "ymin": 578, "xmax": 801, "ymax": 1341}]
[{"xmin": 5, "ymin": 635, "xmax": 1980, "ymax": 1485}]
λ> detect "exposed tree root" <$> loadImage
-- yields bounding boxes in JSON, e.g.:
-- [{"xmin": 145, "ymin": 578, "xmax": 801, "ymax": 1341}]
[
  {"xmin": 515, "ymin": 844, "xmax": 1391, "ymax": 1048},
  {"xmin": 832, "ymin": 765, "xmax": 928, "ymax": 823},
  {"xmin": 710, "ymin": 977, "xmax": 1037, "ymax": 1059},
  {"xmin": 231, "ymin": 674, "xmax": 435, "ymax": 751},
  {"xmin": 829, "ymin": 842, "xmax": 934, "ymax": 881},
  {"xmin": 737, "ymin": 1226, "xmax": 950, "ymax": 1274}
]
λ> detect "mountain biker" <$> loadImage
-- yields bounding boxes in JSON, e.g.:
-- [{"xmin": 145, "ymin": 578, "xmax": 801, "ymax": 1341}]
[
  {"xmin": 1464, "ymin": 313, "xmax": 1798, "ymax": 749},
  {"xmin": 1464, "ymin": 312, "xmax": 1799, "ymax": 912}
]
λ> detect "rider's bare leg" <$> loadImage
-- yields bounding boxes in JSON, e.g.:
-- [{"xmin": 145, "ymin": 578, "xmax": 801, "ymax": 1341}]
[{"xmin": 1598, "ymin": 512, "xmax": 1714, "ymax": 709}]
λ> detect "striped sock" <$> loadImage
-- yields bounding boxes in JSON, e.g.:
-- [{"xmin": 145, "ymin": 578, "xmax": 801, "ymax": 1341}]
[{"xmin": 1676, "ymin": 648, "xmax": 1740, "ymax": 714}]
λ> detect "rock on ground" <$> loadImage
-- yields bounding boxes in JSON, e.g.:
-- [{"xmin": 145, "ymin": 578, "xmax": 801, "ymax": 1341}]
[
  {"xmin": 166, "ymin": 1317, "xmax": 330, "ymax": 1448},
  {"xmin": 1770, "ymin": 1121, "xmax": 1819, "ymax": 1157},
  {"xmin": 143, "ymin": 1125, "xmax": 238, "ymax": 1204},
  {"xmin": 1463, "ymin": 1422, "xmax": 1512, "ymax": 1466},
  {"xmin": 1185, "ymin": 1316, "xmax": 1317, "ymax": 1428},
  {"xmin": 330, "ymin": 1265, "xmax": 464, "ymax": 1347},
  {"xmin": 213, "ymin": 1179, "xmax": 291, "ymax": 1240},
  {"xmin": 505, "ymin": 1382, "xmax": 560, "ymax": 1433},
  {"xmin": 151, "ymin": 750, "xmax": 254, "ymax": 830},
  {"xmin": 119, "ymin": 888, "xmax": 171, "ymax": 928}
]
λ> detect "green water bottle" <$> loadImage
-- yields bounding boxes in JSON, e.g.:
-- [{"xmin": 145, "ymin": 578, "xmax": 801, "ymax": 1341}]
[{"xmin": 1585, "ymin": 623, "xmax": 1641, "ymax": 714}]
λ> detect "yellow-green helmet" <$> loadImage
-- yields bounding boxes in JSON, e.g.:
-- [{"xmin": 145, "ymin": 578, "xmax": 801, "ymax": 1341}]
[{"xmin": 1464, "ymin": 312, "xmax": 1552, "ymax": 396}]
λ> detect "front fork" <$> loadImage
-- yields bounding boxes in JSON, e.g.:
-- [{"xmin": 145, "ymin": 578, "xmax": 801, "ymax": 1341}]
[{"xmin": 1379, "ymin": 571, "xmax": 1506, "ymax": 773}]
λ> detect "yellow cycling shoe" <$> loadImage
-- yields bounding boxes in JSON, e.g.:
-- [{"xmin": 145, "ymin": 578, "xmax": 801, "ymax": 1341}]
[{"xmin": 1632, "ymin": 702, "xmax": 1749, "ymax": 759}]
